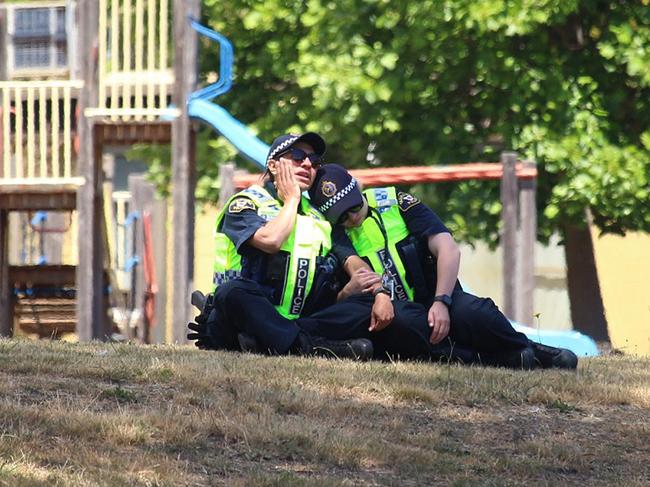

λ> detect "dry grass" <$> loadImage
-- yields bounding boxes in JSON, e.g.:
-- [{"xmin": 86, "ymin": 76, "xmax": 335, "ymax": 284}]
[{"xmin": 0, "ymin": 338, "xmax": 649, "ymax": 486}]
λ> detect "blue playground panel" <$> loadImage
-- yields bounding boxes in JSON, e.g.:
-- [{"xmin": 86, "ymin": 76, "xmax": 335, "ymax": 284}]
[
  {"xmin": 187, "ymin": 18, "xmax": 269, "ymax": 169},
  {"xmin": 188, "ymin": 20, "xmax": 599, "ymax": 359},
  {"xmin": 188, "ymin": 98, "xmax": 268, "ymax": 167}
]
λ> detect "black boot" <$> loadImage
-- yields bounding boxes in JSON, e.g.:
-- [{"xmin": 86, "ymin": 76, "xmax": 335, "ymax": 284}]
[
  {"xmin": 531, "ymin": 342, "xmax": 578, "ymax": 370},
  {"xmin": 292, "ymin": 332, "xmax": 374, "ymax": 361},
  {"xmin": 478, "ymin": 346, "xmax": 536, "ymax": 370},
  {"xmin": 190, "ymin": 290, "xmax": 207, "ymax": 311}
]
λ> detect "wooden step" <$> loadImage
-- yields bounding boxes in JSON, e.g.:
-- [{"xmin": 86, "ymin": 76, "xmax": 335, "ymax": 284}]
[
  {"xmin": 13, "ymin": 298, "xmax": 75, "ymax": 306},
  {"xmin": 19, "ymin": 317, "xmax": 76, "ymax": 325},
  {"xmin": 10, "ymin": 265, "xmax": 77, "ymax": 286},
  {"xmin": 15, "ymin": 304, "xmax": 76, "ymax": 313},
  {"xmin": 14, "ymin": 294, "xmax": 77, "ymax": 338},
  {"xmin": 19, "ymin": 321, "xmax": 76, "ymax": 336},
  {"xmin": 7, "ymin": 264, "xmax": 113, "ymax": 339},
  {"xmin": 17, "ymin": 313, "xmax": 75, "ymax": 323}
]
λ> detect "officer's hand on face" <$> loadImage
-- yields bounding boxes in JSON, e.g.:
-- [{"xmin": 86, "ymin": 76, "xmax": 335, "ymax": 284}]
[
  {"xmin": 428, "ymin": 302, "xmax": 450, "ymax": 344},
  {"xmin": 275, "ymin": 159, "xmax": 302, "ymax": 203},
  {"xmin": 369, "ymin": 293, "xmax": 394, "ymax": 332}
]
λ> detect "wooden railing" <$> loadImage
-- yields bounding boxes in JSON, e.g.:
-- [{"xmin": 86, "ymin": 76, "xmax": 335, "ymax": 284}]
[
  {"xmin": 231, "ymin": 162, "xmax": 538, "ymax": 189},
  {"xmin": 0, "ymin": 80, "xmax": 83, "ymax": 182},
  {"xmin": 91, "ymin": 0, "xmax": 176, "ymax": 121}
]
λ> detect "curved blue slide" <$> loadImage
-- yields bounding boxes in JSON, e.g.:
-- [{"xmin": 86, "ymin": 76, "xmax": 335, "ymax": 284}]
[
  {"xmin": 186, "ymin": 18, "xmax": 269, "ymax": 170},
  {"xmin": 188, "ymin": 19, "xmax": 599, "ymax": 358},
  {"xmin": 513, "ymin": 323, "xmax": 599, "ymax": 357},
  {"xmin": 188, "ymin": 98, "xmax": 269, "ymax": 167},
  {"xmin": 462, "ymin": 282, "xmax": 598, "ymax": 357}
]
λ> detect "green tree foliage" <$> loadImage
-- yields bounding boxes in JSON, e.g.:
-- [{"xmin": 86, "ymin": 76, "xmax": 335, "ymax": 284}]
[{"xmin": 149, "ymin": 0, "xmax": 650, "ymax": 244}]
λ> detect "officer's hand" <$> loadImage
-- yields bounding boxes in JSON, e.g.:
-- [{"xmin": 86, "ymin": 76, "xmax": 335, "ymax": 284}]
[
  {"xmin": 187, "ymin": 291, "xmax": 219, "ymax": 350},
  {"xmin": 370, "ymin": 293, "xmax": 394, "ymax": 332},
  {"xmin": 428, "ymin": 302, "xmax": 450, "ymax": 344},
  {"xmin": 275, "ymin": 159, "xmax": 301, "ymax": 203},
  {"xmin": 348, "ymin": 268, "xmax": 381, "ymax": 295}
]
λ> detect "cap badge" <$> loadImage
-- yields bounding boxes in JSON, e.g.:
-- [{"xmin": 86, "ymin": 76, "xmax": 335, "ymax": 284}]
[{"xmin": 321, "ymin": 180, "xmax": 337, "ymax": 198}]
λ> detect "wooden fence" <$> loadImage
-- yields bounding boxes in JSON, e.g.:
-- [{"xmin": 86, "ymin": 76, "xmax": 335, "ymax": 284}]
[
  {"xmin": 90, "ymin": 0, "xmax": 176, "ymax": 120},
  {"xmin": 0, "ymin": 80, "xmax": 83, "ymax": 182}
]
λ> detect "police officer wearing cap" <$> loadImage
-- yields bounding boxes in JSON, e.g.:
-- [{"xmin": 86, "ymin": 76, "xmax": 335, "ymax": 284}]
[
  {"xmin": 187, "ymin": 133, "xmax": 432, "ymax": 361},
  {"xmin": 309, "ymin": 163, "xmax": 579, "ymax": 369}
]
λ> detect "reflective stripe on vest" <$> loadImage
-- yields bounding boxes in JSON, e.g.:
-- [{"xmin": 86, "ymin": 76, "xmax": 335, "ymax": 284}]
[
  {"xmin": 345, "ymin": 187, "xmax": 414, "ymax": 301},
  {"xmin": 212, "ymin": 185, "xmax": 332, "ymax": 319}
]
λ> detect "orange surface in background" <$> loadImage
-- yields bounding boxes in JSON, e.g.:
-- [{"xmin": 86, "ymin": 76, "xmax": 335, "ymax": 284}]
[{"xmin": 234, "ymin": 163, "xmax": 538, "ymax": 189}]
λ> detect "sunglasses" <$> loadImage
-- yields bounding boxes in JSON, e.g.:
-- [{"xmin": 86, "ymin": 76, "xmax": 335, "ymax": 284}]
[
  {"xmin": 337, "ymin": 204, "xmax": 364, "ymax": 225},
  {"xmin": 279, "ymin": 148, "xmax": 323, "ymax": 167}
]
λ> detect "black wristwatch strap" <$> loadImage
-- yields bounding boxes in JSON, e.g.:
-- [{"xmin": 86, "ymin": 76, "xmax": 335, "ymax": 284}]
[
  {"xmin": 372, "ymin": 286, "xmax": 391, "ymax": 297},
  {"xmin": 433, "ymin": 294, "xmax": 452, "ymax": 307}
]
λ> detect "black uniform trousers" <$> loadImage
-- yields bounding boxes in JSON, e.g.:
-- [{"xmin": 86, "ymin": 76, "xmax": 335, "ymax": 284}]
[
  {"xmin": 208, "ymin": 278, "xmax": 433, "ymax": 360},
  {"xmin": 422, "ymin": 284, "xmax": 531, "ymax": 359}
]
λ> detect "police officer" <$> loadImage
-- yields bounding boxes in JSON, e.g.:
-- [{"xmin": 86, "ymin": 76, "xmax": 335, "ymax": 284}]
[
  {"xmin": 188, "ymin": 134, "xmax": 431, "ymax": 361},
  {"xmin": 308, "ymin": 163, "xmax": 578, "ymax": 369}
]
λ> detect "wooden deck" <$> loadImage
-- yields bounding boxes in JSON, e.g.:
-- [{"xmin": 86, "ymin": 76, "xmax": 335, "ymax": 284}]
[
  {"xmin": 2, "ymin": 265, "xmax": 112, "ymax": 339},
  {"xmin": 0, "ymin": 178, "xmax": 84, "ymax": 210},
  {"xmin": 4, "ymin": 265, "xmax": 76, "ymax": 338},
  {"xmin": 15, "ymin": 297, "xmax": 76, "ymax": 338},
  {"xmin": 96, "ymin": 120, "xmax": 172, "ymax": 145}
]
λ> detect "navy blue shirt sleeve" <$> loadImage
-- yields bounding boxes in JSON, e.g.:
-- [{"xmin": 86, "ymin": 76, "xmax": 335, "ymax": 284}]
[
  {"xmin": 397, "ymin": 191, "xmax": 450, "ymax": 240},
  {"xmin": 331, "ymin": 226, "xmax": 358, "ymax": 263},
  {"xmin": 220, "ymin": 196, "xmax": 267, "ymax": 251}
]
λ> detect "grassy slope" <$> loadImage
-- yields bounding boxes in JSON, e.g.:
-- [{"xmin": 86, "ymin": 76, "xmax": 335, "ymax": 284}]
[{"xmin": 0, "ymin": 339, "xmax": 649, "ymax": 486}]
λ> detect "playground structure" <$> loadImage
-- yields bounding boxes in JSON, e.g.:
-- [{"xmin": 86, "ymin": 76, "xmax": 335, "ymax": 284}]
[
  {"xmin": 0, "ymin": 0, "xmax": 604, "ymax": 356},
  {"xmin": 0, "ymin": 0, "xmax": 185, "ymax": 341}
]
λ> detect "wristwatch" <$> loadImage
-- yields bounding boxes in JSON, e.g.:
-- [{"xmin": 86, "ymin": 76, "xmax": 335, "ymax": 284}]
[
  {"xmin": 372, "ymin": 286, "xmax": 391, "ymax": 297},
  {"xmin": 433, "ymin": 294, "xmax": 453, "ymax": 307}
]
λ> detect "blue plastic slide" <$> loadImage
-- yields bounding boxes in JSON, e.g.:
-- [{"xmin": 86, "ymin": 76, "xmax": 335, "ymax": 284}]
[
  {"xmin": 512, "ymin": 322, "xmax": 599, "ymax": 357},
  {"xmin": 188, "ymin": 98, "xmax": 269, "ymax": 168},
  {"xmin": 186, "ymin": 18, "xmax": 269, "ymax": 169},
  {"xmin": 462, "ymin": 282, "xmax": 599, "ymax": 357}
]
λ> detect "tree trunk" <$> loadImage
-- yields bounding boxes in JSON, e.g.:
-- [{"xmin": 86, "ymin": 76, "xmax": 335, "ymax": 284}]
[{"xmin": 563, "ymin": 220, "xmax": 610, "ymax": 342}]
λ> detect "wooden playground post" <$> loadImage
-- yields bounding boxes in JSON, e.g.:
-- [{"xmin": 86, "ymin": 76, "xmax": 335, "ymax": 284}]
[
  {"xmin": 171, "ymin": 0, "xmax": 200, "ymax": 343},
  {"xmin": 0, "ymin": 92, "xmax": 5, "ymax": 335},
  {"xmin": 0, "ymin": 8, "xmax": 4, "ymax": 179},
  {"xmin": 517, "ymin": 159, "xmax": 537, "ymax": 326},
  {"xmin": 129, "ymin": 174, "xmax": 163, "ymax": 343},
  {"xmin": 0, "ymin": 8, "xmax": 6, "ymax": 81},
  {"xmin": 0, "ymin": 210, "xmax": 12, "ymax": 337},
  {"xmin": 77, "ymin": 0, "xmax": 109, "ymax": 341},
  {"xmin": 500, "ymin": 152, "xmax": 518, "ymax": 321},
  {"xmin": 217, "ymin": 163, "xmax": 236, "ymax": 209},
  {"xmin": 501, "ymin": 152, "xmax": 537, "ymax": 326}
]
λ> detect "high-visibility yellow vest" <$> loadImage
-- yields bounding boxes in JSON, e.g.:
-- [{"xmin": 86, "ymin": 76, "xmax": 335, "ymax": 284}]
[
  {"xmin": 213, "ymin": 185, "xmax": 332, "ymax": 318},
  {"xmin": 345, "ymin": 187, "xmax": 415, "ymax": 301}
]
